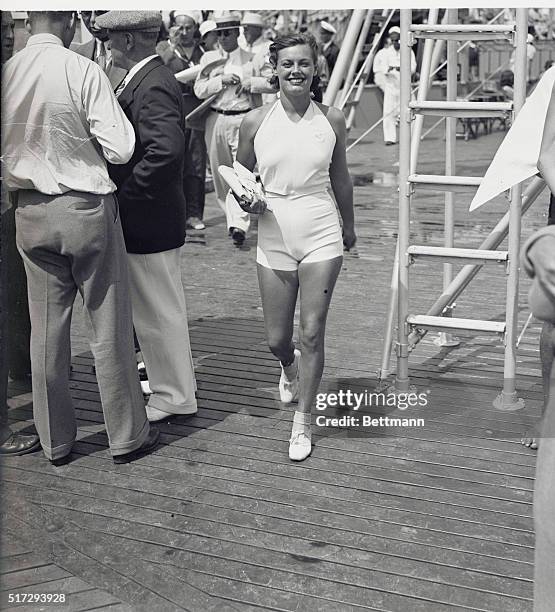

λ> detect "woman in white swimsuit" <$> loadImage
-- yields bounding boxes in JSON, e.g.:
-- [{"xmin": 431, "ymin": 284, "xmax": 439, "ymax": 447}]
[{"xmin": 236, "ymin": 33, "xmax": 356, "ymax": 461}]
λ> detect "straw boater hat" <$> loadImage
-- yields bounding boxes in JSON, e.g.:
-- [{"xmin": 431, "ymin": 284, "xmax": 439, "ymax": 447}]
[
  {"xmin": 241, "ymin": 12, "xmax": 265, "ymax": 28},
  {"xmin": 214, "ymin": 13, "xmax": 241, "ymax": 31},
  {"xmin": 95, "ymin": 11, "xmax": 162, "ymax": 32},
  {"xmin": 320, "ymin": 21, "xmax": 336, "ymax": 35}
]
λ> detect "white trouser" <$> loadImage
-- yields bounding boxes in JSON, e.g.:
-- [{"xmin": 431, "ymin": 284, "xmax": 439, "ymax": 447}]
[
  {"xmin": 127, "ymin": 247, "xmax": 197, "ymax": 415},
  {"xmin": 205, "ymin": 111, "xmax": 250, "ymax": 234},
  {"xmin": 376, "ymin": 73, "xmax": 400, "ymax": 144}
]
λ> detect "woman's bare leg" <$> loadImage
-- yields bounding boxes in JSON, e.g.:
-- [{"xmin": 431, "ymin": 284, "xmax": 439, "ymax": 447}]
[
  {"xmin": 257, "ymin": 264, "xmax": 299, "ymax": 365},
  {"xmin": 297, "ymin": 256, "xmax": 343, "ymax": 415}
]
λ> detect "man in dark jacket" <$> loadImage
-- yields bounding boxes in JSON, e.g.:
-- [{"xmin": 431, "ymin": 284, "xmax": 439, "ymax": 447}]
[{"xmin": 97, "ymin": 11, "xmax": 197, "ymax": 423}]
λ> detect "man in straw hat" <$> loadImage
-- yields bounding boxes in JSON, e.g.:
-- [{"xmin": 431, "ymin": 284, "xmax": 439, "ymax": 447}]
[
  {"xmin": 194, "ymin": 12, "xmax": 274, "ymax": 246},
  {"xmin": 2, "ymin": 10, "xmax": 159, "ymax": 464},
  {"xmin": 373, "ymin": 25, "xmax": 416, "ymax": 145},
  {"xmin": 239, "ymin": 11, "xmax": 276, "ymax": 106},
  {"xmin": 239, "ymin": 11, "xmax": 269, "ymax": 56},
  {"xmin": 96, "ymin": 10, "xmax": 198, "ymax": 424}
]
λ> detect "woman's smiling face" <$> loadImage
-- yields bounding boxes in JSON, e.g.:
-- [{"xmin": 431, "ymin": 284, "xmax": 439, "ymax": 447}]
[{"xmin": 276, "ymin": 44, "xmax": 315, "ymax": 96}]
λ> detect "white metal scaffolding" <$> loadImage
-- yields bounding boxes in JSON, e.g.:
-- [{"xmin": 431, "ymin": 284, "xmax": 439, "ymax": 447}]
[{"xmin": 388, "ymin": 8, "xmax": 540, "ymax": 410}]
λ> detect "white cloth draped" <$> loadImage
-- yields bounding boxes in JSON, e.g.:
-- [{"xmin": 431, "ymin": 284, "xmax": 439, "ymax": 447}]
[{"xmin": 470, "ymin": 66, "xmax": 555, "ymax": 211}]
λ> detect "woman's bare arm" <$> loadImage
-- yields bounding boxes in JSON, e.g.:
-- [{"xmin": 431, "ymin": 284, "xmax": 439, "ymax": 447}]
[{"xmin": 323, "ymin": 105, "xmax": 356, "ymax": 248}]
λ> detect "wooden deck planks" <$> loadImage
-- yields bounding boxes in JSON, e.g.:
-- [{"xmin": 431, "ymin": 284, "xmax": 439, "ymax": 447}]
[{"xmin": 0, "ymin": 529, "xmax": 129, "ymax": 611}]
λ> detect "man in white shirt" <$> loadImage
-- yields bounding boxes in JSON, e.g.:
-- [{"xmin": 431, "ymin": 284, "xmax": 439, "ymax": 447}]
[
  {"xmin": 195, "ymin": 13, "xmax": 275, "ymax": 246},
  {"xmin": 1, "ymin": 11, "xmax": 158, "ymax": 465},
  {"xmin": 239, "ymin": 12, "xmax": 276, "ymax": 107},
  {"xmin": 0, "ymin": 10, "xmax": 40, "ymax": 457},
  {"xmin": 373, "ymin": 26, "xmax": 417, "ymax": 145},
  {"xmin": 239, "ymin": 12, "xmax": 269, "ymax": 56}
]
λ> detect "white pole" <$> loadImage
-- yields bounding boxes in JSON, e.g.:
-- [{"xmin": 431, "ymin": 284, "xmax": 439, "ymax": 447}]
[
  {"xmin": 494, "ymin": 7, "xmax": 528, "ymax": 411},
  {"xmin": 434, "ymin": 7, "xmax": 460, "ymax": 348},
  {"xmin": 323, "ymin": 10, "xmax": 366, "ymax": 106},
  {"xmin": 395, "ymin": 9, "xmax": 413, "ymax": 393},
  {"xmin": 409, "ymin": 9, "xmax": 439, "ymax": 174},
  {"xmin": 378, "ymin": 241, "xmax": 399, "ymax": 381},
  {"xmin": 340, "ymin": 10, "xmax": 374, "ymax": 108}
]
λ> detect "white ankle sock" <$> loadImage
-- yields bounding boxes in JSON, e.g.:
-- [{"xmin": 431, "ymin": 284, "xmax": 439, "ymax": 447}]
[{"xmin": 291, "ymin": 411, "xmax": 311, "ymax": 437}]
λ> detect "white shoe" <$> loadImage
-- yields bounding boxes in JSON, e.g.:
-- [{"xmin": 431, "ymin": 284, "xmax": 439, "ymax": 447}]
[
  {"xmin": 279, "ymin": 349, "xmax": 300, "ymax": 403},
  {"xmin": 186, "ymin": 216, "xmax": 206, "ymax": 230},
  {"xmin": 146, "ymin": 405, "xmax": 198, "ymax": 422},
  {"xmin": 289, "ymin": 431, "xmax": 312, "ymax": 461},
  {"xmin": 288, "ymin": 410, "xmax": 311, "ymax": 461}
]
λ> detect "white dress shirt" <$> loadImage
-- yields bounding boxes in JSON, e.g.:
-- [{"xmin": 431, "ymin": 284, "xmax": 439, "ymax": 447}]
[
  {"xmin": 2, "ymin": 33, "xmax": 135, "ymax": 195},
  {"xmin": 239, "ymin": 35, "xmax": 270, "ymax": 56},
  {"xmin": 211, "ymin": 48, "xmax": 253, "ymax": 112},
  {"xmin": 94, "ymin": 38, "xmax": 112, "ymax": 72}
]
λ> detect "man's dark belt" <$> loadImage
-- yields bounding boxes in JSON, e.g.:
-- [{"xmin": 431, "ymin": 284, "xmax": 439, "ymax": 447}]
[{"xmin": 212, "ymin": 108, "xmax": 251, "ymax": 116}]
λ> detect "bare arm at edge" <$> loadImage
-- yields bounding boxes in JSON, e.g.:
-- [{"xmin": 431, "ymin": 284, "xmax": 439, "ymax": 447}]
[
  {"xmin": 316, "ymin": 103, "xmax": 356, "ymax": 245},
  {"xmin": 538, "ymin": 80, "xmax": 555, "ymax": 194}
]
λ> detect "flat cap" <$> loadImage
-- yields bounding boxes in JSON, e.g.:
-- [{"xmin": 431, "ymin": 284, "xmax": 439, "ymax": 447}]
[{"xmin": 95, "ymin": 11, "xmax": 162, "ymax": 33}]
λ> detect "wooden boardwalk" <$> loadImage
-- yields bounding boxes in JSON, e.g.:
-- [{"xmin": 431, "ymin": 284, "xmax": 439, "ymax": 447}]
[{"xmin": 1, "ymin": 127, "xmax": 548, "ymax": 611}]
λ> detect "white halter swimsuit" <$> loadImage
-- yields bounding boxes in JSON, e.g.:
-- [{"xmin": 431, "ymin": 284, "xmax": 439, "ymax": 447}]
[{"xmin": 253, "ymin": 100, "xmax": 343, "ymax": 270}]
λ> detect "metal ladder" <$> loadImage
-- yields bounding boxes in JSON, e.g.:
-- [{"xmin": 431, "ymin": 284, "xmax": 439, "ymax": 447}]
[{"xmin": 394, "ymin": 8, "xmax": 529, "ymax": 410}]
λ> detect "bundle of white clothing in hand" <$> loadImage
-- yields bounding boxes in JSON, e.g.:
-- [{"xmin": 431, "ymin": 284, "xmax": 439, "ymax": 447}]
[{"xmin": 218, "ymin": 161, "xmax": 268, "ymax": 213}]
